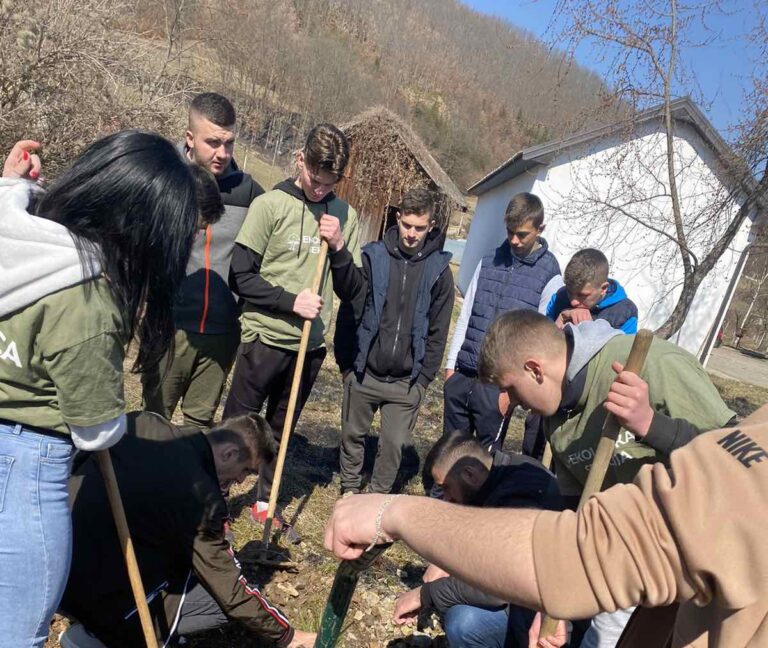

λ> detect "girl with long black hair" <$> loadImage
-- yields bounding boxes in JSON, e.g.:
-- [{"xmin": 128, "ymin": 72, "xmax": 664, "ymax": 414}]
[{"xmin": 0, "ymin": 131, "xmax": 199, "ymax": 646}]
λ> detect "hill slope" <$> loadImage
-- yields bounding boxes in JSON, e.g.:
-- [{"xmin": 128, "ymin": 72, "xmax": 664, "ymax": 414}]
[{"xmin": 1, "ymin": 0, "xmax": 614, "ymax": 188}]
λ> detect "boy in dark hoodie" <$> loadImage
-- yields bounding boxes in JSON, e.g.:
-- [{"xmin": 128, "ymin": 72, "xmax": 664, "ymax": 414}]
[
  {"xmin": 223, "ymin": 124, "xmax": 362, "ymax": 525},
  {"xmin": 392, "ymin": 431, "xmax": 564, "ymax": 648},
  {"xmin": 478, "ymin": 310, "xmax": 736, "ymax": 647},
  {"xmin": 142, "ymin": 92, "xmax": 264, "ymax": 430},
  {"xmin": 546, "ymin": 248, "xmax": 638, "ymax": 334},
  {"xmin": 334, "ymin": 188, "xmax": 454, "ymax": 494}
]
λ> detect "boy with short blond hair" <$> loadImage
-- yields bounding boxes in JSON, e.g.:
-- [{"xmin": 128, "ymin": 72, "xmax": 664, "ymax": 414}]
[{"xmin": 479, "ymin": 310, "xmax": 734, "ymax": 496}]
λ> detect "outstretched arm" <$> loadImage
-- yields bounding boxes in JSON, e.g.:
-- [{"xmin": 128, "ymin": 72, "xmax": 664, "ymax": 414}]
[{"xmin": 324, "ymin": 495, "xmax": 541, "ymax": 606}]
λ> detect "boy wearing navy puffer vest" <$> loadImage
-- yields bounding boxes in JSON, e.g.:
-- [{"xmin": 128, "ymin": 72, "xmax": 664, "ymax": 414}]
[{"xmin": 443, "ymin": 193, "xmax": 560, "ymax": 452}]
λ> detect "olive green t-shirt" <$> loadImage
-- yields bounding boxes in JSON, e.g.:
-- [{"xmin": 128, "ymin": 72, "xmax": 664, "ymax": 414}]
[
  {"xmin": 0, "ymin": 277, "xmax": 126, "ymax": 434},
  {"xmin": 236, "ymin": 188, "xmax": 361, "ymax": 351}
]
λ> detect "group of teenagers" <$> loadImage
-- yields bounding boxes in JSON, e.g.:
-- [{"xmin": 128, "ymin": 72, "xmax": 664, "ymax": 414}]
[{"xmin": 0, "ymin": 89, "xmax": 765, "ymax": 648}]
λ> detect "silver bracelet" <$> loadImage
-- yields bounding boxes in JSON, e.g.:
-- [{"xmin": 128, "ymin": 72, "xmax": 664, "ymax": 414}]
[{"xmin": 366, "ymin": 494, "xmax": 402, "ymax": 551}]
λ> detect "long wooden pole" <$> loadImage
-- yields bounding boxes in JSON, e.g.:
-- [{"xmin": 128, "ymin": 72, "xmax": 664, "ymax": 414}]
[
  {"xmin": 96, "ymin": 449, "xmax": 159, "ymax": 648},
  {"xmin": 261, "ymin": 241, "xmax": 329, "ymax": 547},
  {"xmin": 539, "ymin": 330, "xmax": 654, "ymax": 639}
]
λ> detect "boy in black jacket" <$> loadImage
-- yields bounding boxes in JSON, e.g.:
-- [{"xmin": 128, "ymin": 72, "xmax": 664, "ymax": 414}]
[
  {"xmin": 334, "ymin": 188, "xmax": 454, "ymax": 494},
  {"xmin": 392, "ymin": 432, "xmax": 564, "ymax": 648},
  {"xmin": 59, "ymin": 412, "xmax": 315, "ymax": 648}
]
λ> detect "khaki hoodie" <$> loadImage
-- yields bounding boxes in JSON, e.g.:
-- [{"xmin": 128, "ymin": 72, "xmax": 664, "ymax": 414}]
[{"xmin": 532, "ymin": 405, "xmax": 768, "ymax": 647}]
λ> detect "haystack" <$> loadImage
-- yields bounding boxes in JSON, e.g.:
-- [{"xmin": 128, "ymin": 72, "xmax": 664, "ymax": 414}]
[{"xmin": 337, "ymin": 107, "xmax": 468, "ymax": 244}]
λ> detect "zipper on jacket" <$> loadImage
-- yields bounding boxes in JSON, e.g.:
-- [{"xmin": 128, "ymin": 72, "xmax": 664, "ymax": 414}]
[
  {"xmin": 390, "ymin": 260, "xmax": 409, "ymax": 362},
  {"xmin": 199, "ymin": 225, "xmax": 213, "ymax": 333}
]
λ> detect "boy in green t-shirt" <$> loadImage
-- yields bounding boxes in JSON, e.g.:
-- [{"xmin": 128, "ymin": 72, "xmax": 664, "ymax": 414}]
[{"xmin": 223, "ymin": 123, "xmax": 362, "ymax": 530}]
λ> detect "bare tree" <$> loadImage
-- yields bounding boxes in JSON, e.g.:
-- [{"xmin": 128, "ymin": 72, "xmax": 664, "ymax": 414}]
[
  {"xmin": 0, "ymin": 0, "xmax": 190, "ymax": 172},
  {"xmin": 551, "ymin": 0, "xmax": 768, "ymax": 338}
]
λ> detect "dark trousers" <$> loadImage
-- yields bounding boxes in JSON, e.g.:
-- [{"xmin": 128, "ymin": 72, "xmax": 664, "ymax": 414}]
[
  {"xmin": 443, "ymin": 370, "xmax": 510, "ymax": 453},
  {"xmin": 340, "ymin": 372, "xmax": 425, "ymax": 494},
  {"xmin": 175, "ymin": 579, "xmax": 229, "ymax": 637},
  {"xmin": 522, "ymin": 414, "xmax": 547, "ymax": 461},
  {"xmin": 223, "ymin": 337, "xmax": 326, "ymax": 501}
]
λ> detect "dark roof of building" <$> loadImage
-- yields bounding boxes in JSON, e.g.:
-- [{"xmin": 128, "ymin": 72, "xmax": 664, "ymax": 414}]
[{"xmin": 467, "ymin": 98, "xmax": 763, "ymax": 212}]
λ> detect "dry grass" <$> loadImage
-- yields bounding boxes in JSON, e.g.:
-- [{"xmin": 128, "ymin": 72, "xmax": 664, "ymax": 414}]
[
  {"xmin": 47, "ymin": 292, "xmax": 765, "ymax": 647},
  {"xmin": 708, "ymin": 374, "xmax": 768, "ymax": 418},
  {"xmin": 237, "ymin": 144, "xmax": 288, "ymax": 191}
]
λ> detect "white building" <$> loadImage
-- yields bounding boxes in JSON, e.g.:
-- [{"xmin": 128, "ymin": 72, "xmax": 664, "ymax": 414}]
[{"xmin": 461, "ymin": 98, "xmax": 764, "ymax": 364}]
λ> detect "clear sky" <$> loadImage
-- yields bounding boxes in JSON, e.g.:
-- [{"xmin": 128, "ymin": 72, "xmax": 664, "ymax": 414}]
[{"xmin": 461, "ymin": 0, "xmax": 763, "ymax": 140}]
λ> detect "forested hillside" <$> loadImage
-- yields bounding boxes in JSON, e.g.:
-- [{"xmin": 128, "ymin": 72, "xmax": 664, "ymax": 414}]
[{"xmin": 0, "ymin": 0, "xmax": 615, "ymax": 187}]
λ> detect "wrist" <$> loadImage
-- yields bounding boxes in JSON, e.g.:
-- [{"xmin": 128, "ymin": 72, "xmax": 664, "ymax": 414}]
[
  {"xmin": 380, "ymin": 494, "xmax": 408, "ymax": 541},
  {"xmin": 632, "ymin": 407, "xmax": 655, "ymax": 439}
]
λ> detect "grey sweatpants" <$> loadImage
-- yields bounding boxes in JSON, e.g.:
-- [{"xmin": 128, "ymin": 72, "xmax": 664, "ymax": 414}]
[
  {"xmin": 340, "ymin": 372, "xmax": 425, "ymax": 494},
  {"xmin": 175, "ymin": 579, "xmax": 228, "ymax": 636},
  {"xmin": 580, "ymin": 607, "xmax": 636, "ymax": 648}
]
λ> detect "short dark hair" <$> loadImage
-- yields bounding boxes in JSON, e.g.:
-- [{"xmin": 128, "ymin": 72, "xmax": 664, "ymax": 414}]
[
  {"xmin": 564, "ymin": 248, "xmax": 610, "ymax": 290},
  {"xmin": 208, "ymin": 413, "xmax": 277, "ymax": 467},
  {"xmin": 36, "ymin": 130, "xmax": 198, "ymax": 373},
  {"xmin": 189, "ymin": 92, "xmax": 236, "ymax": 128},
  {"xmin": 422, "ymin": 431, "xmax": 488, "ymax": 492},
  {"xmin": 303, "ymin": 123, "xmax": 350, "ymax": 178},
  {"xmin": 504, "ymin": 192, "xmax": 544, "ymax": 230},
  {"xmin": 400, "ymin": 187, "xmax": 435, "ymax": 218},
  {"xmin": 190, "ymin": 164, "xmax": 224, "ymax": 228}
]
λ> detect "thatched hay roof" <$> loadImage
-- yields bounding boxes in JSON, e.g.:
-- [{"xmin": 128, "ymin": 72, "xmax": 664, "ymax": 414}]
[{"xmin": 341, "ymin": 107, "xmax": 468, "ymax": 208}]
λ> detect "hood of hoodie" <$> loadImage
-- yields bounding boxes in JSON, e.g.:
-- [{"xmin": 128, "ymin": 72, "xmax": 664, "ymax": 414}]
[
  {"xmin": 0, "ymin": 178, "xmax": 101, "ymax": 318},
  {"xmin": 273, "ymin": 177, "xmax": 337, "ymax": 204},
  {"xmin": 595, "ymin": 278, "xmax": 629, "ymax": 311},
  {"xmin": 564, "ymin": 319, "xmax": 624, "ymax": 383},
  {"xmin": 382, "ymin": 225, "xmax": 443, "ymax": 262}
]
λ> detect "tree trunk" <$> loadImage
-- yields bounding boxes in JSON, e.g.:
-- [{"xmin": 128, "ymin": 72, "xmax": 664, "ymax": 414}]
[{"xmin": 654, "ymin": 272, "xmax": 702, "ymax": 339}]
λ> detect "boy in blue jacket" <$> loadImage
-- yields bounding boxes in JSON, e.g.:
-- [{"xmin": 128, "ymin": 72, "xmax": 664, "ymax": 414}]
[
  {"xmin": 524, "ymin": 248, "xmax": 638, "ymax": 459},
  {"xmin": 546, "ymin": 248, "xmax": 638, "ymax": 333}
]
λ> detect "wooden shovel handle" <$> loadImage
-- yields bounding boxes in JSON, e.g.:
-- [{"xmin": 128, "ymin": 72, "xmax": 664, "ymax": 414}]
[
  {"xmin": 540, "ymin": 330, "xmax": 654, "ymax": 639},
  {"xmin": 262, "ymin": 241, "xmax": 329, "ymax": 546},
  {"xmin": 97, "ymin": 449, "xmax": 159, "ymax": 648}
]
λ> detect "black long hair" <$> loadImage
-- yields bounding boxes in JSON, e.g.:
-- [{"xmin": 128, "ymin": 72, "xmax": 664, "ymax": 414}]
[{"xmin": 35, "ymin": 130, "xmax": 198, "ymax": 373}]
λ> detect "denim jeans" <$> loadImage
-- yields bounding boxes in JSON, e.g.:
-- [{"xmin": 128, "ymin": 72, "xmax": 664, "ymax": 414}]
[
  {"xmin": 443, "ymin": 604, "xmax": 508, "ymax": 648},
  {"xmin": 0, "ymin": 422, "xmax": 73, "ymax": 648}
]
